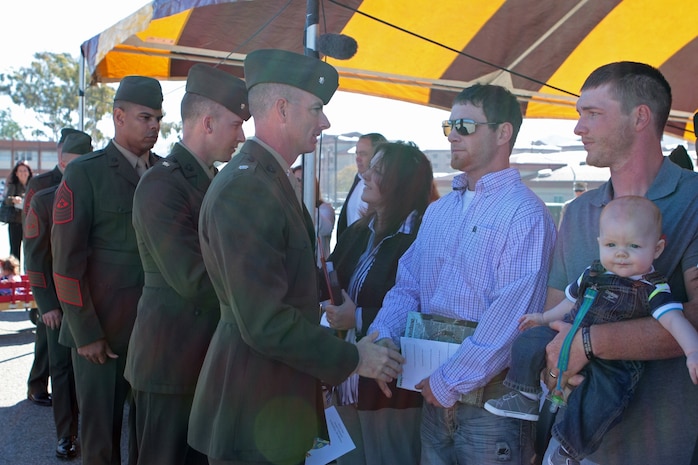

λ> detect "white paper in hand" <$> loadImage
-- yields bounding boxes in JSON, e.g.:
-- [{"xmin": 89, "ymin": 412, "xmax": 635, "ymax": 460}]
[
  {"xmin": 305, "ymin": 406, "xmax": 356, "ymax": 465},
  {"xmin": 398, "ymin": 337, "xmax": 461, "ymax": 391}
]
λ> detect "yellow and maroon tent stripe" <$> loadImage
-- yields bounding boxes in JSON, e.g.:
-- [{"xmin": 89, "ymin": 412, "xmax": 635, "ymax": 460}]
[{"xmin": 81, "ymin": 0, "xmax": 697, "ymax": 139}]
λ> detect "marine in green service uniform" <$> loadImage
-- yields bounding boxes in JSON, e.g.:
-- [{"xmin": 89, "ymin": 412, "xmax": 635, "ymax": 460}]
[
  {"xmin": 51, "ymin": 76, "xmax": 163, "ymax": 465},
  {"xmin": 187, "ymin": 49, "xmax": 405, "ymax": 465},
  {"xmin": 24, "ymin": 131, "xmax": 92, "ymax": 460},
  {"xmin": 125, "ymin": 64, "xmax": 250, "ymax": 465},
  {"xmin": 24, "ymin": 127, "xmax": 82, "ymax": 408}
]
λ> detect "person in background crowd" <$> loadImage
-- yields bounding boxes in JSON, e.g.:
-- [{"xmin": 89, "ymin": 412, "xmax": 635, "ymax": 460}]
[
  {"xmin": 323, "ymin": 141, "xmax": 436, "ymax": 465},
  {"xmin": 187, "ymin": 49, "xmax": 404, "ymax": 465},
  {"xmin": 543, "ymin": 61, "xmax": 698, "ymax": 465},
  {"xmin": 336, "ymin": 133, "xmax": 387, "ymax": 239},
  {"xmin": 51, "ymin": 75, "xmax": 163, "ymax": 465},
  {"xmin": 24, "ymin": 131, "xmax": 93, "ymax": 460},
  {"xmin": 4, "ymin": 160, "xmax": 32, "ymax": 260},
  {"xmin": 125, "ymin": 64, "xmax": 249, "ymax": 465},
  {"xmin": 668, "ymin": 144, "xmax": 694, "ymax": 171},
  {"xmin": 0, "ymin": 254, "xmax": 21, "ymax": 291},
  {"xmin": 24, "ymin": 128, "xmax": 82, "ymax": 410},
  {"xmin": 368, "ymin": 83, "xmax": 556, "ymax": 465},
  {"xmin": 558, "ymin": 181, "xmax": 587, "ymax": 227},
  {"xmin": 291, "ymin": 165, "xmax": 335, "ymax": 264}
]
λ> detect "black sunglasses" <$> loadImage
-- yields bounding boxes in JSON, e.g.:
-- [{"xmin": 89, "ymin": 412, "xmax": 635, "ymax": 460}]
[{"xmin": 442, "ymin": 119, "xmax": 501, "ymax": 137}]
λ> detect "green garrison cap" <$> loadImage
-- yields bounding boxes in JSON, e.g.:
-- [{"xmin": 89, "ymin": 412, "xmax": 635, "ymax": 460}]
[
  {"xmin": 58, "ymin": 128, "xmax": 81, "ymax": 146},
  {"xmin": 114, "ymin": 76, "xmax": 163, "ymax": 110},
  {"xmin": 186, "ymin": 64, "xmax": 250, "ymax": 120},
  {"xmin": 61, "ymin": 132, "xmax": 93, "ymax": 155},
  {"xmin": 244, "ymin": 49, "xmax": 339, "ymax": 104}
]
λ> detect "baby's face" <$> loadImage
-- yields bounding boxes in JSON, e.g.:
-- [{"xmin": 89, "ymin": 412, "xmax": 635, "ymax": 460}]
[{"xmin": 597, "ymin": 216, "xmax": 662, "ymax": 278}]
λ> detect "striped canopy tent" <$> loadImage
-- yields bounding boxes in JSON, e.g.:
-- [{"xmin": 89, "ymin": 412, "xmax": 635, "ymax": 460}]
[{"xmin": 81, "ymin": 0, "xmax": 697, "ymax": 139}]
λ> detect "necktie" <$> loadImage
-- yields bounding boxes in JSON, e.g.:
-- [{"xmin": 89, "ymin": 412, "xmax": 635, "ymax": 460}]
[
  {"xmin": 287, "ymin": 171, "xmax": 303, "ymax": 207},
  {"xmin": 136, "ymin": 158, "xmax": 148, "ymax": 177}
]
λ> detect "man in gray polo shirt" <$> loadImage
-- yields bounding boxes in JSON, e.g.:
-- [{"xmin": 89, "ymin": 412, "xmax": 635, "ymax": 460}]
[{"xmin": 543, "ymin": 62, "xmax": 698, "ymax": 464}]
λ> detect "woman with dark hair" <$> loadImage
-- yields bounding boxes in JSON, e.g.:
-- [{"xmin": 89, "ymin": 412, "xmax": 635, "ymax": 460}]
[
  {"xmin": 4, "ymin": 161, "xmax": 33, "ymax": 260},
  {"xmin": 323, "ymin": 141, "xmax": 437, "ymax": 465}
]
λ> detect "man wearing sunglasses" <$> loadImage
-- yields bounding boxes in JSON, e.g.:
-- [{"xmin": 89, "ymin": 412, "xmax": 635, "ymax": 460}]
[{"xmin": 369, "ymin": 84, "xmax": 556, "ymax": 464}]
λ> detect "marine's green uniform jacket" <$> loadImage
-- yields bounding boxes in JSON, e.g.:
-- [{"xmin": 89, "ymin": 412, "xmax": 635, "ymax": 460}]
[
  {"xmin": 23, "ymin": 166, "xmax": 63, "ymax": 312},
  {"xmin": 125, "ymin": 143, "xmax": 219, "ymax": 394},
  {"xmin": 52, "ymin": 141, "xmax": 160, "ymax": 353},
  {"xmin": 24, "ymin": 185, "xmax": 61, "ymax": 314},
  {"xmin": 188, "ymin": 140, "xmax": 359, "ymax": 464},
  {"xmin": 23, "ymin": 165, "xmax": 62, "ymax": 222}
]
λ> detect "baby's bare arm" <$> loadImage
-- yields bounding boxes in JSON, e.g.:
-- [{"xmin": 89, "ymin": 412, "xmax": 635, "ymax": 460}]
[{"xmin": 519, "ymin": 298, "xmax": 574, "ymax": 331}]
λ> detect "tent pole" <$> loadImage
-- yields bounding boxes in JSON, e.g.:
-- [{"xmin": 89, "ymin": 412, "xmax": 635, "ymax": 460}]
[
  {"xmin": 302, "ymin": 0, "xmax": 320, "ymax": 228},
  {"xmin": 78, "ymin": 50, "xmax": 86, "ymax": 132},
  {"xmin": 304, "ymin": 0, "xmax": 319, "ymax": 58}
]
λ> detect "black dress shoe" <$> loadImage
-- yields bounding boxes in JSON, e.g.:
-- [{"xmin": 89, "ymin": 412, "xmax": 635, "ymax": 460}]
[
  {"xmin": 56, "ymin": 436, "xmax": 78, "ymax": 460},
  {"xmin": 27, "ymin": 391, "xmax": 52, "ymax": 407}
]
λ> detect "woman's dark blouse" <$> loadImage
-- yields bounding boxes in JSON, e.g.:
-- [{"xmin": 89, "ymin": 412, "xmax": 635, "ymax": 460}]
[{"xmin": 327, "ymin": 217, "xmax": 423, "ymax": 411}]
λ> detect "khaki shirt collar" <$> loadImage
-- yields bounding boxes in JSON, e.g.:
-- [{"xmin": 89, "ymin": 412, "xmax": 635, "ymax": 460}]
[{"xmin": 113, "ymin": 139, "xmax": 149, "ymax": 169}]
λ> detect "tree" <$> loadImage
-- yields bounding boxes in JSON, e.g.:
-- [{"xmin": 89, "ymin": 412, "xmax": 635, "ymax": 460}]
[
  {"xmin": 0, "ymin": 52, "xmax": 114, "ymax": 143},
  {"xmin": 0, "ymin": 108, "xmax": 25, "ymax": 139},
  {"xmin": 160, "ymin": 121, "xmax": 182, "ymax": 142}
]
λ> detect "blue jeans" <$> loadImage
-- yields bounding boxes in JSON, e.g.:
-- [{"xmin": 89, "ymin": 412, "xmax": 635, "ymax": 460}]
[
  {"xmin": 505, "ymin": 325, "xmax": 644, "ymax": 459},
  {"xmin": 504, "ymin": 326, "xmax": 556, "ymax": 395},
  {"xmin": 421, "ymin": 401, "xmax": 534, "ymax": 464},
  {"xmin": 553, "ymin": 357, "xmax": 643, "ymax": 459}
]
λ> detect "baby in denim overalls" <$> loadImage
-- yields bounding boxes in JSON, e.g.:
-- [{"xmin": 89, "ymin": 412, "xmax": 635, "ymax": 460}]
[{"xmin": 485, "ymin": 196, "xmax": 698, "ymax": 465}]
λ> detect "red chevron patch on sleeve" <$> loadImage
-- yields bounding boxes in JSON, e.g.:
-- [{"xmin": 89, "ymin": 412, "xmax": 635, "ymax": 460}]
[
  {"xmin": 54, "ymin": 273, "xmax": 83, "ymax": 307},
  {"xmin": 23, "ymin": 187, "xmax": 36, "ymax": 217},
  {"xmin": 23, "ymin": 208, "xmax": 39, "ymax": 239},
  {"xmin": 27, "ymin": 270, "xmax": 47, "ymax": 288},
  {"xmin": 53, "ymin": 182, "xmax": 74, "ymax": 225}
]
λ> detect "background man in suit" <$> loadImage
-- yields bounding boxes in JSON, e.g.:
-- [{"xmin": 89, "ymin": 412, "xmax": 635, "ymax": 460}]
[
  {"xmin": 187, "ymin": 49, "xmax": 404, "ymax": 465},
  {"xmin": 126, "ymin": 64, "xmax": 249, "ymax": 465},
  {"xmin": 336, "ymin": 133, "xmax": 386, "ymax": 238},
  {"xmin": 51, "ymin": 76, "xmax": 163, "ymax": 465},
  {"xmin": 24, "ymin": 131, "xmax": 92, "ymax": 460}
]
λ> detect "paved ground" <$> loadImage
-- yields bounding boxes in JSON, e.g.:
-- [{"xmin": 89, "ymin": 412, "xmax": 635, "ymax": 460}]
[
  {"xmin": 0, "ymin": 216, "xmax": 344, "ymax": 465},
  {"xmin": 0, "ymin": 309, "xmax": 131, "ymax": 465},
  {"xmin": 1, "ymin": 308, "xmax": 68, "ymax": 464},
  {"xmin": 0, "ymin": 234, "xmax": 129, "ymax": 464}
]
